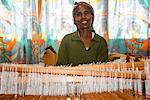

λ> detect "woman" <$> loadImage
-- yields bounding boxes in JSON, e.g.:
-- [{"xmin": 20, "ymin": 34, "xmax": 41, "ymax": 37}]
[{"xmin": 56, "ymin": 2, "xmax": 108, "ymax": 66}]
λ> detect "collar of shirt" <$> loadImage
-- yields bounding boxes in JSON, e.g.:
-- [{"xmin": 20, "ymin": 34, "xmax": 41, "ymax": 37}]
[
  {"xmin": 71, "ymin": 31, "xmax": 100, "ymax": 42},
  {"xmin": 77, "ymin": 31, "xmax": 95, "ymax": 39}
]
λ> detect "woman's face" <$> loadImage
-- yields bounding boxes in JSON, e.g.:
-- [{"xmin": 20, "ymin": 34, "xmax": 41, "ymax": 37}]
[{"xmin": 74, "ymin": 5, "xmax": 93, "ymax": 30}]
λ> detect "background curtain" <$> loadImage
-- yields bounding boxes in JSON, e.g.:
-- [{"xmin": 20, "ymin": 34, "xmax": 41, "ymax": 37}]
[{"xmin": 0, "ymin": 0, "xmax": 149, "ymax": 63}]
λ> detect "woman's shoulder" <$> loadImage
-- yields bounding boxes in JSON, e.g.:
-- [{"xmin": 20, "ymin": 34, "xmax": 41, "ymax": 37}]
[
  {"xmin": 95, "ymin": 34, "xmax": 106, "ymax": 42},
  {"xmin": 62, "ymin": 32, "xmax": 77, "ymax": 39}
]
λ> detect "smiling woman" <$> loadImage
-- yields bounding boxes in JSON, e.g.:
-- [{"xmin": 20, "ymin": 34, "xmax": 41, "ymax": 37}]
[{"xmin": 56, "ymin": 1, "xmax": 108, "ymax": 66}]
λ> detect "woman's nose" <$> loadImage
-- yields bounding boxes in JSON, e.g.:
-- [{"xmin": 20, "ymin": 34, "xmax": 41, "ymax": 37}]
[{"xmin": 81, "ymin": 14, "xmax": 86, "ymax": 18}]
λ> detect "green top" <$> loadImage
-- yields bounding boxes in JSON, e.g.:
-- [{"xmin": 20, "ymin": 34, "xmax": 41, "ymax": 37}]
[{"xmin": 56, "ymin": 31, "xmax": 108, "ymax": 66}]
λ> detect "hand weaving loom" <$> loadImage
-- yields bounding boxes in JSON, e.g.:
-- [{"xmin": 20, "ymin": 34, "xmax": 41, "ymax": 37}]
[{"xmin": 0, "ymin": 61, "xmax": 149, "ymax": 100}]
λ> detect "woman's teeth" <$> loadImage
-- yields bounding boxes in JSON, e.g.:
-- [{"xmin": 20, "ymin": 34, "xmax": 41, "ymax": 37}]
[{"xmin": 82, "ymin": 21, "xmax": 87, "ymax": 24}]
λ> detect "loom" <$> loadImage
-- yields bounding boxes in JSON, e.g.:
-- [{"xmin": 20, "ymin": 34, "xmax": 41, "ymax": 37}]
[{"xmin": 0, "ymin": 61, "xmax": 150, "ymax": 99}]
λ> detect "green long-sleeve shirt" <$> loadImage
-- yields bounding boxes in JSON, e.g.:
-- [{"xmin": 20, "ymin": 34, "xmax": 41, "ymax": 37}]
[{"xmin": 56, "ymin": 31, "xmax": 108, "ymax": 66}]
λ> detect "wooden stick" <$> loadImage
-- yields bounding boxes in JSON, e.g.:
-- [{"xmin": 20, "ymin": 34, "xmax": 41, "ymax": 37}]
[{"xmin": 0, "ymin": 62, "xmax": 146, "ymax": 79}]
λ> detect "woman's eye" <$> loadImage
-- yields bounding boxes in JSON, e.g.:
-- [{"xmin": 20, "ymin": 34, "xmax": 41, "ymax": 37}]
[
  {"xmin": 76, "ymin": 13, "xmax": 81, "ymax": 16},
  {"xmin": 84, "ymin": 11, "xmax": 90, "ymax": 15},
  {"xmin": 75, "ymin": 11, "xmax": 91, "ymax": 17}
]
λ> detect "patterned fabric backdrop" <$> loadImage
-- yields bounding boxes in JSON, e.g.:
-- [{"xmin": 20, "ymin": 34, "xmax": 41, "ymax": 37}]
[{"xmin": 0, "ymin": 0, "xmax": 149, "ymax": 63}]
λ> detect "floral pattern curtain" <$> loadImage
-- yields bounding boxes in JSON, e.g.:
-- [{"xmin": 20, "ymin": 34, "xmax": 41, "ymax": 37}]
[{"xmin": 0, "ymin": 0, "xmax": 149, "ymax": 63}]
